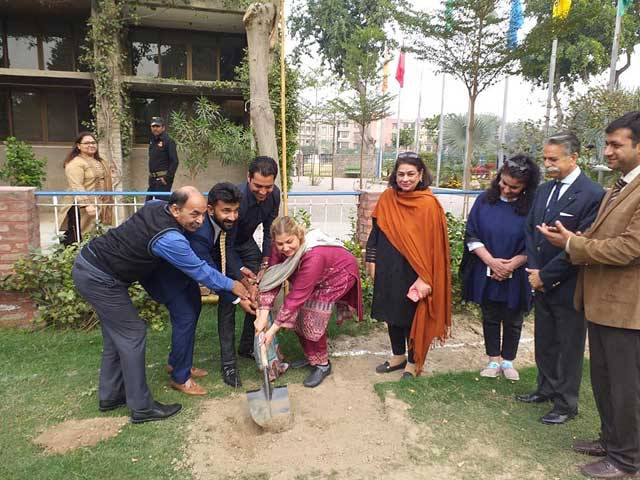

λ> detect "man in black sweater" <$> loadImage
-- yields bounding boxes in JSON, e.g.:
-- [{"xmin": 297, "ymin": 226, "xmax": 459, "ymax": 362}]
[
  {"xmin": 72, "ymin": 186, "xmax": 249, "ymax": 423},
  {"xmin": 147, "ymin": 117, "xmax": 179, "ymax": 200}
]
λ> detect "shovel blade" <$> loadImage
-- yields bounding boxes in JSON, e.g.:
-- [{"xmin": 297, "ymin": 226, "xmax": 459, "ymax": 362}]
[{"xmin": 246, "ymin": 385, "xmax": 291, "ymax": 428}]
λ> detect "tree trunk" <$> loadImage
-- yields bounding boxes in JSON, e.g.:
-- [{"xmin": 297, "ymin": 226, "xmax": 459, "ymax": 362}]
[
  {"xmin": 243, "ymin": 3, "xmax": 279, "ymax": 162},
  {"xmin": 615, "ymin": 50, "xmax": 632, "ymax": 88},
  {"xmin": 462, "ymin": 94, "xmax": 477, "ymax": 217}
]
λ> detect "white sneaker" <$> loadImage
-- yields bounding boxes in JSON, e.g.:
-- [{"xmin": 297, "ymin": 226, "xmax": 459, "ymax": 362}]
[
  {"xmin": 480, "ymin": 361, "xmax": 501, "ymax": 378},
  {"xmin": 501, "ymin": 360, "xmax": 520, "ymax": 381}
]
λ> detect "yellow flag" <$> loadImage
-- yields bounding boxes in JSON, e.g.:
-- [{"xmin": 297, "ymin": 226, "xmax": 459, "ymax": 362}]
[{"xmin": 552, "ymin": 0, "xmax": 572, "ymax": 19}]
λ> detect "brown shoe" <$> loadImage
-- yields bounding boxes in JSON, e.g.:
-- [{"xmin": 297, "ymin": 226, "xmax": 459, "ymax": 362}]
[
  {"xmin": 169, "ymin": 378, "xmax": 207, "ymax": 396},
  {"xmin": 166, "ymin": 365, "xmax": 209, "ymax": 378},
  {"xmin": 573, "ymin": 439, "xmax": 606, "ymax": 457},
  {"xmin": 580, "ymin": 459, "xmax": 640, "ymax": 478}
]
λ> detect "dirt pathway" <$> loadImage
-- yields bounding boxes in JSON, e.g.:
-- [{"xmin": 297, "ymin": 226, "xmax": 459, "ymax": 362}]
[{"xmin": 184, "ymin": 317, "xmax": 541, "ymax": 479}]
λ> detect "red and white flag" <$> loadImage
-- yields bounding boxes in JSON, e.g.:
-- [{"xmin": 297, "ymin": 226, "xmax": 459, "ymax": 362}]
[{"xmin": 395, "ymin": 50, "xmax": 405, "ymax": 88}]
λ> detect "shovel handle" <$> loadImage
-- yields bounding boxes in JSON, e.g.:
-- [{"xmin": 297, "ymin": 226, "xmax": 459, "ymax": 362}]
[{"xmin": 260, "ymin": 341, "xmax": 269, "ymax": 370}]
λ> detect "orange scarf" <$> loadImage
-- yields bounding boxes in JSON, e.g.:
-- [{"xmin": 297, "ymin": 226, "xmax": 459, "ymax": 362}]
[{"xmin": 373, "ymin": 188, "xmax": 452, "ymax": 375}]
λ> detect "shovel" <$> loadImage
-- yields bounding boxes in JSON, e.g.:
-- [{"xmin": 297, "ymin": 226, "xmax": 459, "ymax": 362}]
[{"xmin": 247, "ymin": 340, "xmax": 290, "ymax": 429}]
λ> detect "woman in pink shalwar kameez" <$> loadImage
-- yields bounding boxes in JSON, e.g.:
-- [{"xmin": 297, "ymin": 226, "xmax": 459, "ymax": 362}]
[{"xmin": 255, "ymin": 216, "xmax": 362, "ymax": 388}]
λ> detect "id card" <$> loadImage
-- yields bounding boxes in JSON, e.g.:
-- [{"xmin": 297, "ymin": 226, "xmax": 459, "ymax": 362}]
[{"xmin": 487, "ymin": 266, "xmax": 512, "ymax": 279}]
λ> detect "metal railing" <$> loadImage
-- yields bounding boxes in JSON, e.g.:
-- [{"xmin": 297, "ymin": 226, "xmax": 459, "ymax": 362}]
[{"xmin": 34, "ymin": 188, "xmax": 481, "ymax": 248}]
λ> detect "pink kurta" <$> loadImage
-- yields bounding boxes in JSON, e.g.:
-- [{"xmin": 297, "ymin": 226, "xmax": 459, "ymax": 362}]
[{"xmin": 259, "ymin": 246, "xmax": 363, "ymax": 343}]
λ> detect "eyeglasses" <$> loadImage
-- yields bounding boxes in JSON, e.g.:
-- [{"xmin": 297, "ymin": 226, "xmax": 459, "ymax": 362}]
[
  {"xmin": 79, "ymin": 141, "xmax": 97, "ymax": 146},
  {"xmin": 504, "ymin": 159, "xmax": 529, "ymax": 172}
]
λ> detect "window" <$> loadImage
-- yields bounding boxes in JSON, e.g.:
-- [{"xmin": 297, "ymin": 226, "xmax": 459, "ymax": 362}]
[
  {"xmin": 160, "ymin": 43, "xmax": 187, "ymax": 79},
  {"xmin": 11, "ymin": 90, "xmax": 42, "ymax": 141},
  {"xmin": 219, "ymin": 34, "xmax": 245, "ymax": 81},
  {"xmin": 0, "ymin": 87, "xmax": 91, "ymax": 142},
  {"xmin": 131, "ymin": 93, "xmax": 244, "ymax": 144},
  {"xmin": 46, "ymin": 91, "xmax": 77, "ymax": 141},
  {"xmin": 43, "ymin": 23, "xmax": 74, "ymax": 71},
  {"xmin": 129, "ymin": 28, "xmax": 246, "ymax": 82},
  {"xmin": 3, "ymin": 18, "xmax": 82, "ymax": 71},
  {"xmin": 7, "ymin": 20, "xmax": 39, "ymax": 69},
  {"xmin": 131, "ymin": 29, "xmax": 159, "ymax": 77},
  {"xmin": 0, "ymin": 90, "xmax": 9, "ymax": 139},
  {"xmin": 339, "ymin": 130, "xmax": 349, "ymax": 139}
]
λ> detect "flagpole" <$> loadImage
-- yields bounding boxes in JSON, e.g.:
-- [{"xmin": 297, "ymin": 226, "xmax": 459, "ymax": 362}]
[
  {"xmin": 498, "ymin": 76, "xmax": 509, "ymax": 170},
  {"xmin": 608, "ymin": 0, "xmax": 623, "ymax": 91},
  {"xmin": 544, "ymin": 37, "xmax": 558, "ymax": 136},
  {"xmin": 395, "ymin": 88, "xmax": 402, "ymax": 159},
  {"xmin": 435, "ymin": 74, "xmax": 446, "ymax": 187},
  {"xmin": 414, "ymin": 65, "xmax": 424, "ymax": 151}
]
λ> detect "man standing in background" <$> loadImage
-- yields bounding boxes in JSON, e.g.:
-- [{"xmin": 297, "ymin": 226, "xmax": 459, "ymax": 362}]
[{"xmin": 147, "ymin": 117, "xmax": 179, "ymax": 200}]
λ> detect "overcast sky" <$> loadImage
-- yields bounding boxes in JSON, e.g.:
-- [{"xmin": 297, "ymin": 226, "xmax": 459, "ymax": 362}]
[{"xmin": 290, "ymin": 0, "xmax": 640, "ymax": 123}]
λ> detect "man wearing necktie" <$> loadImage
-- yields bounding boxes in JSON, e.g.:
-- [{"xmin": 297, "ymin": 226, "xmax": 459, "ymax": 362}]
[
  {"xmin": 539, "ymin": 112, "xmax": 640, "ymax": 479},
  {"xmin": 520, "ymin": 132, "xmax": 604, "ymax": 425}
]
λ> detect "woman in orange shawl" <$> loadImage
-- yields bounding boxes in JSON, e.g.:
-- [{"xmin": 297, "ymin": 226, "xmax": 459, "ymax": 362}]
[{"xmin": 365, "ymin": 152, "xmax": 451, "ymax": 378}]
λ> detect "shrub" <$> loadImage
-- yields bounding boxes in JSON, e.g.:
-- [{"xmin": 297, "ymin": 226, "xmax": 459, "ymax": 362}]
[
  {"xmin": 1, "ymin": 239, "xmax": 168, "ymax": 330},
  {"xmin": 0, "ymin": 137, "xmax": 47, "ymax": 188}
]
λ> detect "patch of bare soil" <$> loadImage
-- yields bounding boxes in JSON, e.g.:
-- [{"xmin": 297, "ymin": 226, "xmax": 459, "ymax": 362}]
[
  {"xmin": 185, "ymin": 314, "xmax": 542, "ymax": 479},
  {"xmin": 33, "ymin": 416, "xmax": 128, "ymax": 454}
]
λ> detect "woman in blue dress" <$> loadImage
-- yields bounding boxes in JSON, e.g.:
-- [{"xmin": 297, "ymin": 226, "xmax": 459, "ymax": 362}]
[{"xmin": 461, "ymin": 154, "xmax": 541, "ymax": 381}]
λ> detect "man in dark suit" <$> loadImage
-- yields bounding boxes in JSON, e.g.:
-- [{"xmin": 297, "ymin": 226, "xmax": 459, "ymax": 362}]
[
  {"xmin": 188, "ymin": 182, "xmax": 257, "ymax": 388},
  {"xmin": 519, "ymin": 132, "xmax": 604, "ymax": 424},
  {"xmin": 215, "ymin": 156, "xmax": 281, "ymax": 387},
  {"xmin": 143, "ymin": 183, "xmax": 254, "ymax": 395},
  {"xmin": 539, "ymin": 112, "xmax": 640, "ymax": 478},
  {"xmin": 147, "ymin": 117, "xmax": 179, "ymax": 201}
]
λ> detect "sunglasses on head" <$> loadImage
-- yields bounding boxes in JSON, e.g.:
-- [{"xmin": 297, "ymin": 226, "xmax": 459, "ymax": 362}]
[
  {"xmin": 504, "ymin": 159, "xmax": 529, "ymax": 173},
  {"xmin": 397, "ymin": 152, "xmax": 419, "ymax": 160}
]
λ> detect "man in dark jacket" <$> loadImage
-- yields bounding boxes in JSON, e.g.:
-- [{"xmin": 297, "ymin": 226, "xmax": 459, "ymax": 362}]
[
  {"xmin": 520, "ymin": 132, "xmax": 604, "ymax": 424},
  {"xmin": 72, "ymin": 186, "xmax": 249, "ymax": 423},
  {"xmin": 147, "ymin": 117, "xmax": 179, "ymax": 200}
]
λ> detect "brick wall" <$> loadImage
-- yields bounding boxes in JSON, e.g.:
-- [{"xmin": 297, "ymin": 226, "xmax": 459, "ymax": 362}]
[
  {"xmin": 356, "ymin": 190, "xmax": 382, "ymax": 247},
  {"xmin": 0, "ymin": 187, "xmax": 40, "ymax": 328}
]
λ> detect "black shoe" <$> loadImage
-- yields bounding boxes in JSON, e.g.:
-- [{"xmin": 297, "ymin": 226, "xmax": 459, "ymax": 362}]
[
  {"xmin": 99, "ymin": 397, "xmax": 126, "ymax": 412},
  {"xmin": 540, "ymin": 408, "xmax": 577, "ymax": 425},
  {"xmin": 222, "ymin": 365, "xmax": 242, "ymax": 388},
  {"xmin": 515, "ymin": 391, "xmax": 551, "ymax": 403},
  {"xmin": 237, "ymin": 348, "xmax": 254, "ymax": 360},
  {"xmin": 290, "ymin": 358, "xmax": 310, "ymax": 369},
  {"xmin": 303, "ymin": 363, "xmax": 331, "ymax": 388},
  {"xmin": 376, "ymin": 360, "xmax": 408, "ymax": 373},
  {"xmin": 130, "ymin": 401, "xmax": 182, "ymax": 424}
]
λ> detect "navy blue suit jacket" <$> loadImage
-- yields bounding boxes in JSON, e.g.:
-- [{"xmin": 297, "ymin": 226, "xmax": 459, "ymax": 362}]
[
  {"xmin": 142, "ymin": 215, "xmax": 239, "ymax": 304},
  {"xmin": 525, "ymin": 171, "xmax": 604, "ymax": 305}
]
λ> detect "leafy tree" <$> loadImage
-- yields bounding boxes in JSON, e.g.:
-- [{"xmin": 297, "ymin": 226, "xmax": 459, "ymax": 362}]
[
  {"xmin": 392, "ymin": 127, "xmax": 415, "ymax": 148},
  {"xmin": 328, "ymin": 26, "xmax": 393, "ymax": 188},
  {"xmin": 504, "ymin": 119, "xmax": 546, "ymax": 160},
  {"xmin": 442, "ymin": 113, "xmax": 499, "ymax": 163},
  {"xmin": 0, "ymin": 137, "xmax": 47, "ymax": 189},
  {"xmin": 565, "ymin": 85, "xmax": 640, "ymax": 156},
  {"xmin": 519, "ymin": 0, "xmax": 640, "ymax": 127},
  {"xmin": 409, "ymin": 0, "xmax": 515, "ymax": 194},
  {"xmin": 170, "ymin": 97, "xmax": 254, "ymax": 180}
]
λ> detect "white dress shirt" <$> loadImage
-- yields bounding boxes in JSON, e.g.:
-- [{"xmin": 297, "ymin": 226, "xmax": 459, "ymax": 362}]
[{"xmin": 545, "ymin": 166, "xmax": 582, "ymax": 208}]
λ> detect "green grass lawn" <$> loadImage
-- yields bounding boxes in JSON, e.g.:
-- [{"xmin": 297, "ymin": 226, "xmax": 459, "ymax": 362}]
[
  {"xmin": 376, "ymin": 364, "xmax": 601, "ymax": 480},
  {"xmin": 0, "ymin": 306, "xmax": 372, "ymax": 480}
]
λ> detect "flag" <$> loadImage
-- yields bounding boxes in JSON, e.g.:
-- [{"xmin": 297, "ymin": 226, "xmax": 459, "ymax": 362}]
[
  {"xmin": 445, "ymin": 0, "xmax": 454, "ymax": 32},
  {"xmin": 552, "ymin": 0, "xmax": 572, "ymax": 20},
  {"xmin": 507, "ymin": 0, "xmax": 524, "ymax": 50},
  {"xmin": 618, "ymin": 0, "xmax": 634, "ymax": 16},
  {"xmin": 395, "ymin": 50, "xmax": 405, "ymax": 88}
]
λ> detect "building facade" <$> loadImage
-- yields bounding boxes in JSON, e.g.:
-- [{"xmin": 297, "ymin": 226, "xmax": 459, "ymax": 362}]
[{"xmin": 0, "ymin": 0, "xmax": 248, "ymax": 192}]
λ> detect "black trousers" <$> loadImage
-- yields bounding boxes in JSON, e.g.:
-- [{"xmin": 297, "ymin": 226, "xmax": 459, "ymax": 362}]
[
  {"xmin": 589, "ymin": 321, "xmax": 640, "ymax": 473},
  {"xmin": 72, "ymin": 251, "xmax": 153, "ymax": 410},
  {"xmin": 387, "ymin": 324, "xmax": 415, "ymax": 363},
  {"xmin": 480, "ymin": 300, "xmax": 524, "ymax": 361},
  {"xmin": 533, "ymin": 294, "xmax": 586, "ymax": 412},
  {"xmin": 217, "ymin": 238, "xmax": 262, "ymax": 366},
  {"xmin": 146, "ymin": 176, "xmax": 173, "ymax": 201}
]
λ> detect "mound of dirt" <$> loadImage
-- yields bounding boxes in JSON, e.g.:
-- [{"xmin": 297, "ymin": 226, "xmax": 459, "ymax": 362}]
[{"xmin": 33, "ymin": 417, "xmax": 128, "ymax": 454}]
